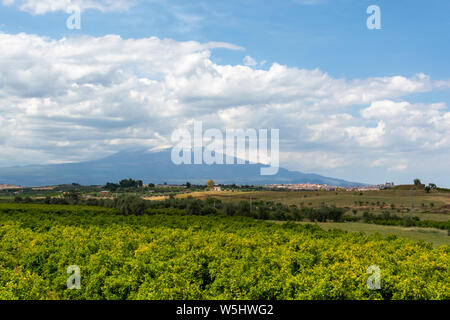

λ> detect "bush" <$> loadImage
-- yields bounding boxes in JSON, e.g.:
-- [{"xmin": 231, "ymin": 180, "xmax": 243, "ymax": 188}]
[
  {"xmin": 223, "ymin": 202, "xmax": 237, "ymax": 216},
  {"xmin": 0, "ymin": 204, "xmax": 448, "ymax": 300},
  {"xmin": 114, "ymin": 195, "xmax": 146, "ymax": 215},
  {"xmin": 237, "ymin": 200, "xmax": 251, "ymax": 217},
  {"xmin": 256, "ymin": 205, "xmax": 270, "ymax": 220},
  {"xmin": 327, "ymin": 206, "xmax": 346, "ymax": 222},
  {"xmin": 200, "ymin": 206, "xmax": 218, "ymax": 216},
  {"xmin": 186, "ymin": 200, "xmax": 202, "ymax": 215},
  {"xmin": 306, "ymin": 206, "xmax": 345, "ymax": 222},
  {"xmin": 362, "ymin": 211, "xmax": 375, "ymax": 222}
]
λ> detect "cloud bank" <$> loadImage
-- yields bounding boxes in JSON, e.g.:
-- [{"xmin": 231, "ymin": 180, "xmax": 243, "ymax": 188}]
[
  {"xmin": 1, "ymin": 0, "xmax": 136, "ymax": 14},
  {"xmin": 0, "ymin": 32, "xmax": 449, "ymax": 184}
]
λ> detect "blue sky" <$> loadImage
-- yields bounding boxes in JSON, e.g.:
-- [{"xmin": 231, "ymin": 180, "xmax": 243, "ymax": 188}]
[
  {"xmin": 2, "ymin": 0, "xmax": 450, "ymax": 80},
  {"xmin": 0, "ymin": 0, "xmax": 449, "ymax": 186}
]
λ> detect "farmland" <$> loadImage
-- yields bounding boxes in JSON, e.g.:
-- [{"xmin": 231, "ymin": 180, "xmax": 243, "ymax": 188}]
[
  {"xmin": 0, "ymin": 185, "xmax": 449, "ymax": 300},
  {"xmin": 0, "ymin": 203, "xmax": 448, "ymax": 300},
  {"xmin": 173, "ymin": 188, "xmax": 450, "ymax": 247},
  {"xmin": 176, "ymin": 189, "xmax": 450, "ymax": 214},
  {"xmin": 2, "ymin": 186, "xmax": 450, "ymax": 247}
]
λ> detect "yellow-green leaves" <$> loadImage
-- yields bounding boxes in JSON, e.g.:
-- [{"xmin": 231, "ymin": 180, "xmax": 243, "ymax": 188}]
[{"xmin": 0, "ymin": 203, "xmax": 448, "ymax": 300}]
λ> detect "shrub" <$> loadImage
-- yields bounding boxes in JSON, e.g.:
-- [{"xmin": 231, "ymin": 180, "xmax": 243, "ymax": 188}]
[
  {"xmin": 200, "ymin": 206, "xmax": 218, "ymax": 216},
  {"xmin": 186, "ymin": 200, "xmax": 202, "ymax": 216},
  {"xmin": 237, "ymin": 200, "xmax": 251, "ymax": 217},
  {"xmin": 114, "ymin": 195, "xmax": 146, "ymax": 215},
  {"xmin": 0, "ymin": 204, "xmax": 448, "ymax": 300},
  {"xmin": 223, "ymin": 202, "xmax": 237, "ymax": 216},
  {"xmin": 256, "ymin": 205, "xmax": 270, "ymax": 220}
]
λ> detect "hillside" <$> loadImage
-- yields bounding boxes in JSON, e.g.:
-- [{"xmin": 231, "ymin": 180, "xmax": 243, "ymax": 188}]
[{"xmin": 0, "ymin": 149, "xmax": 364, "ymax": 187}]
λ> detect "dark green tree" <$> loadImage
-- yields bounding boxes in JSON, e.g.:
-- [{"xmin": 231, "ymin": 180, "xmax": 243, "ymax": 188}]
[
  {"xmin": 237, "ymin": 200, "xmax": 251, "ymax": 217},
  {"xmin": 114, "ymin": 195, "xmax": 146, "ymax": 215},
  {"xmin": 105, "ymin": 182, "xmax": 120, "ymax": 191},
  {"xmin": 223, "ymin": 202, "xmax": 236, "ymax": 216},
  {"xmin": 186, "ymin": 200, "xmax": 202, "ymax": 215},
  {"xmin": 257, "ymin": 204, "xmax": 270, "ymax": 220}
]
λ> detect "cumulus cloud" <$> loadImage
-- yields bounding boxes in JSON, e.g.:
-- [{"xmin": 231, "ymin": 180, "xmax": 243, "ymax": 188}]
[
  {"xmin": 1, "ymin": 0, "xmax": 136, "ymax": 14},
  {"xmin": 0, "ymin": 31, "xmax": 449, "ymax": 185}
]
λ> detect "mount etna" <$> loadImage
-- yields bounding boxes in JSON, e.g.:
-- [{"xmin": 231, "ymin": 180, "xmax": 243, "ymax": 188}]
[{"xmin": 0, "ymin": 149, "xmax": 364, "ymax": 187}]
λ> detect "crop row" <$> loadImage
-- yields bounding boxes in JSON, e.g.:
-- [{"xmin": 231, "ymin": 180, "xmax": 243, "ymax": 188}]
[{"xmin": 0, "ymin": 204, "xmax": 448, "ymax": 300}]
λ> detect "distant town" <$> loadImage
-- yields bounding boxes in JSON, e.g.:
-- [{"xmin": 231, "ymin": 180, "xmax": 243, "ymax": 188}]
[
  {"xmin": 264, "ymin": 182, "xmax": 395, "ymax": 192},
  {"xmin": 1, "ymin": 182, "xmax": 396, "ymax": 193}
]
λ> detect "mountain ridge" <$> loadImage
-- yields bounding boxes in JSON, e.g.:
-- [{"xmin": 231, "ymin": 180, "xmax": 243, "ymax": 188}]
[{"xmin": 0, "ymin": 149, "xmax": 365, "ymax": 187}]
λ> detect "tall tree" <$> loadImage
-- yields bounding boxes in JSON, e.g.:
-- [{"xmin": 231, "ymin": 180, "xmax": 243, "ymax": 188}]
[{"xmin": 207, "ymin": 179, "xmax": 215, "ymax": 190}]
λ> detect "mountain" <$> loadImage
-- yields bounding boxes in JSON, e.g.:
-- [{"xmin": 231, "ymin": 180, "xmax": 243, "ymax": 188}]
[{"xmin": 0, "ymin": 149, "xmax": 364, "ymax": 187}]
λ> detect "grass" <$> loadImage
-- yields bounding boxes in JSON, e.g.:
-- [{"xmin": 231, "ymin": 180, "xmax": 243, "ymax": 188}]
[
  {"xmin": 283, "ymin": 221, "xmax": 449, "ymax": 248},
  {"xmin": 178, "ymin": 189, "xmax": 450, "ymax": 247},
  {"xmin": 178, "ymin": 190, "xmax": 450, "ymax": 217},
  {"xmin": 3, "ymin": 188, "xmax": 448, "ymax": 247}
]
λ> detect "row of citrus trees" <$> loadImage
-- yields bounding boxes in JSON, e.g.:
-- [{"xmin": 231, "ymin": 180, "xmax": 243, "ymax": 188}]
[{"xmin": 0, "ymin": 203, "xmax": 448, "ymax": 300}]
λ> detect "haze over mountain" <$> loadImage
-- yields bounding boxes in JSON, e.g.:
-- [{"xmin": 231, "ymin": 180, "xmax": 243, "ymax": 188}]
[{"xmin": 0, "ymin": 149, "xmax": 365, "ymax": 187}]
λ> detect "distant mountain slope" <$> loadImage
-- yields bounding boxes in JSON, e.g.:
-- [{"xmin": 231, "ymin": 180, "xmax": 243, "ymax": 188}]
[{"xmin": 0, "ymin": 149, "xmax": 364, "ymax": 187}]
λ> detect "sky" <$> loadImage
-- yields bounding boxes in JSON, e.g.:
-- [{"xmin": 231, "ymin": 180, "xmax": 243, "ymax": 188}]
[{"xmin": 0, "ymin": 0, "xmax": 449, "ymax": 186}]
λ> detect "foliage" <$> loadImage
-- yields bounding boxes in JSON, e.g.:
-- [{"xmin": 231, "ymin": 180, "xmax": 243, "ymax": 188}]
[
  {"xmin": 206, "ymin": 179, "xmax": 215, "ymax": 190},
  {"xmin": 119, "ymin": 179, "xmax": 143, "ymax": 189},
  {"xmin": 0, "ymin": 203, "xmax": 448, "ymax": 300},
  {"xmin": 104, "ymin": 182, "xmax": 120, "ymax": 192},
  {"xmin": 186, "ymin": 200, "xmax": 202, "ymax": 216},
  {"xmin": 104, "ymin": 179, "xmax": 143, "ymax": 191},
  {"xmin": 114, "ymin": 195, "xmax": 146, "ymax": 216},
  {"xmin": 63, "ymin": 191, "xmax": 80, "ymax": 203},
  {"xmin": 8, "ymin": 194, "xmax": 448, "ymax": 229},
  {"xmin": 362, "ymin": 211, "xmax": 449, "ymax": 231}
]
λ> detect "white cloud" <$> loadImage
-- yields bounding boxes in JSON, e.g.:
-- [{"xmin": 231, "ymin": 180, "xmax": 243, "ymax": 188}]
[
  {"xmin": 0, "ymin": 32, "xmax": 449, "ymax": 185},
  {"xmin": 388, "ymin": 164, "xmax": 408, "ymax": 172},
  {"xmin": 361, "ymin": 100, "xmax": 411, "ymax": 119},
  {"xmin": 171, "ymin": 10, "xmax": 204, "ymax": 33},
  {"xmin": 2, "ymin": 0, "xmax": 136, "ymax": 14}
]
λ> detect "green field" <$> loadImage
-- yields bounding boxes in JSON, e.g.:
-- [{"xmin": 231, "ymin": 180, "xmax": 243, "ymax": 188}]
[
  {"xmin": 177, "ymin": 189, "xmax": 450, "ymax": 247},
  {"xmin": 4, "ymin": 187, "xmax": 449, "ymax": 248},
  {"xmin": 275, "ymin": 221, "xmax": 449, "ymax": 247},
  {"xmin": 181, "ymin": 189, "xmax": 450, "ymax": 213},
  {"xmin": 0, "ymin": 203, "xmax": 448, "ymax": 300}
]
